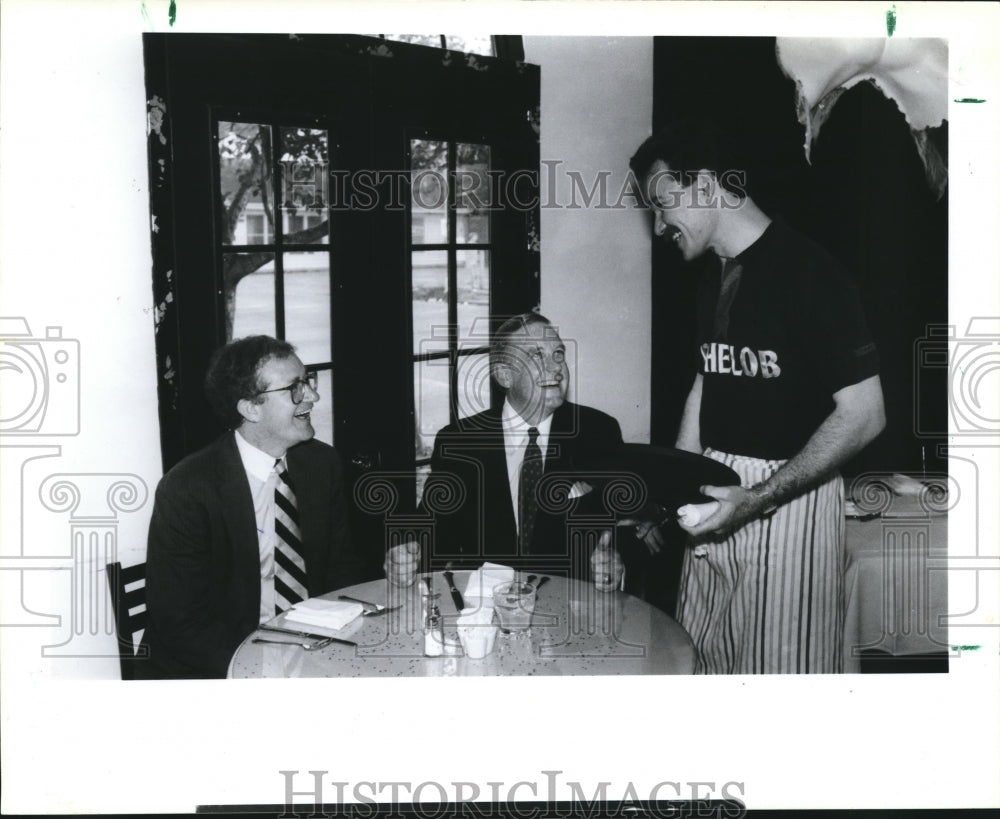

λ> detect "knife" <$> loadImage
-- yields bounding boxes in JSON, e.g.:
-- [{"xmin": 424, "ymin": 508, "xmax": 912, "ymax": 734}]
[
  {"xmin": 257, "ymin": 624, "xmax": 357, "ymax": 647},
  {"xmin": 338, "ymin": 594, "xmax": 379, "ymax": 612},
  {"xmin": 442, "ymin": 569, "xmax": 465, "ymax": 611}
]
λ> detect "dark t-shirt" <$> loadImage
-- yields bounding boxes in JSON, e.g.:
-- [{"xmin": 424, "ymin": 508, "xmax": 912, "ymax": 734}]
[{"xmin": 696, "ymin": 219, "xmax": 879, "ymax": 460}]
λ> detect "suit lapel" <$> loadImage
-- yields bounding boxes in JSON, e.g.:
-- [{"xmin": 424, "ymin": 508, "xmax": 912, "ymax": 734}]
[
  {"xmin": 546, "ymin": 402, "xmax": 578, "ymax": 472},
  {"xmin": 482, "ymin": 413, "xmax": 517, "ymax": 548},
  {"xmin": 533, "ymin": 403, "xmax": 582, "ymax": 557},
  {"xmin": 458, "ymin": 411, "xmax": 517, "ymax": 555},
  {"xmin": 216, "ymin": 433, "xmax": 262, "ymax": 611}
]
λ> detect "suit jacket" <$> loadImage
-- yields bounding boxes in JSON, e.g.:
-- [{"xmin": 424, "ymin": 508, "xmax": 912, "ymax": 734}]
[
  {"xmin": 141, "ymin": 433, "xmax": 362, "ymax": 679},
  {"xmin": 420, "ymin": 401, "xmax": 623, "ymax": 572}
]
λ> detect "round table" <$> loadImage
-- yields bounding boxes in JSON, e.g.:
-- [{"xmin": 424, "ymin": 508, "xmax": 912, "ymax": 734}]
[{"xmin": 228, "ymin": 571, "xmax": 695, "ymax": 677}]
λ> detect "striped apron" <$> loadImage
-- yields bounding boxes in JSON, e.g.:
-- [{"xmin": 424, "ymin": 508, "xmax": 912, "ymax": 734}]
[{"xmin": 676, "ymin": 448, "xmax": 845, "ymax": 674}]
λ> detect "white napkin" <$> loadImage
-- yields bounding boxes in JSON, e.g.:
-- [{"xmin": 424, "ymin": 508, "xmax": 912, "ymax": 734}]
[
  {"xmin": 283, "ymin": 598, "xmax": 363, "ymax": 630},
  {"xmin": 457, "ymin": 603, "xmax": 499, "ymax": 659},
  {"xmin": 463, "ymin": 561, "xmax": 515, "ymax": 599},
  {"xmin": 457, "ymin": 604, "xmax": 495, "ymax": 626}
]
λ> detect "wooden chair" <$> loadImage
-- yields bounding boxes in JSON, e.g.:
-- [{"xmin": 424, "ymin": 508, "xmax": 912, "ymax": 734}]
[{"xmin": 105, "ymin": 561, "xmax": 149, "ymax": 680}]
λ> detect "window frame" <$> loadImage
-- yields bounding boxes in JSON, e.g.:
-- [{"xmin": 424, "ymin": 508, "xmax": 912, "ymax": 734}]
[
  {"xmin": 210, "ymin": 110, "xmax": 338, "ymax": 444},
  {"xmin": 407, "ymin": 129, "xmax": 497, "ymax": 476},
  {"xmin": 143, "ymin": 33, "xmax": 538, "ymax": 477}
]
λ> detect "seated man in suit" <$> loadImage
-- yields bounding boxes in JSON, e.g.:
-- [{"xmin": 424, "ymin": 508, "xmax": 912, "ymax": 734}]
[
  {"xmin": 142, "ymin": 335, "xmax": 366, "ymax": 679},
  {"xmin": 418, "ymin": 312, "xmax": 626, "ymax": 580}
]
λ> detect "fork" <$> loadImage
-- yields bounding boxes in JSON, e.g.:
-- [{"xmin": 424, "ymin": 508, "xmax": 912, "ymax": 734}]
[
  {"xmin": 252, "ymin": 636, "xmax": 335, "ymax": 651},
  {"xmin": 338, "ymin": 594, "xmax": 400, "ymax": 615},
  {"xmin": 362, "ymin": 605, "xmax": 401, "ymax": 617}
]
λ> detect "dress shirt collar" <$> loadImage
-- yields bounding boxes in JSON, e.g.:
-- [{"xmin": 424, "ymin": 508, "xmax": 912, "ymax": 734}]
[
  {"xmin": 501, "ymin": 398, "xmax": 555, "ymax": 442},
  {"xmin": 235, "ymin": 429, "xmax": 283, "ymax": 482}
]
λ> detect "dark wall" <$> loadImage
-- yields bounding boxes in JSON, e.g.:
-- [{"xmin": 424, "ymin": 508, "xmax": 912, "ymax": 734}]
[{"xmin": 649, "ymin": 36, "xmax": 948, "ymax": 475}]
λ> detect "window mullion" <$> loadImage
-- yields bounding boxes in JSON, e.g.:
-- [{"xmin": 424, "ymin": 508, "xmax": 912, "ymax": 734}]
[
  {"xmin": 447, "ymin": 140, "xmax": 459, "ymax": 426},
  {"xmin": 263, "ymin": 120, "xmax": 283, "ymax": 340}
]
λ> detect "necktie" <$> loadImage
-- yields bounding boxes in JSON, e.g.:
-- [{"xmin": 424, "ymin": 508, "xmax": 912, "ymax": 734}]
[
  {"xmin": 518, "ymin": 427, "xmax": 543, "ymax": 554},
  {"xmin": 714, "ymin": 257, "xmax": 744, "ymax": 340},
  {"xmin": 274, "ymin": 459, "xmax": 308, "ymax": 614}
]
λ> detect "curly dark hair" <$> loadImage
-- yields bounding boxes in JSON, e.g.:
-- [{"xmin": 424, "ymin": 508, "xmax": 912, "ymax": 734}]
[
  {"xmin": 203, "ymin": 335, "xmax": 297, "ymax": 429},
  {"xmin": 629, "ymin": 118, "xmax": 747, "ymax": 202}
]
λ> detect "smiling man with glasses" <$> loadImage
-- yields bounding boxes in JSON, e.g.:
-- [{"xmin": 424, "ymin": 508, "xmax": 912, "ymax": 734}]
[{"xmin": 141, "ymin": 335, "xmax": 365, "ymax": 678}]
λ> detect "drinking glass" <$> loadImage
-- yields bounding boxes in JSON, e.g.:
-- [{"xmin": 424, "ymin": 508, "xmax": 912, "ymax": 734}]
[{"xmin": 492, "ymin": 581, "xmax": 536, "ymax": 634}]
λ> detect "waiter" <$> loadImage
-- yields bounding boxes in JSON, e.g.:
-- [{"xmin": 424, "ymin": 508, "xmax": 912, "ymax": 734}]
[{"xmin": 629, "ymin": 120, "xmax": 886, "ymax": 673}]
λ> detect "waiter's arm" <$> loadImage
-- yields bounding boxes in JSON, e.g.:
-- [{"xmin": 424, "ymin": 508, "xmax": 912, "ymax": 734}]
[
  {"xmin": 675, "ymin": 374, "xmax": 704, "ymax": 454},
  {"xmin": 682, "ymin": 374, "xmax": 886, "ymax": 536}
]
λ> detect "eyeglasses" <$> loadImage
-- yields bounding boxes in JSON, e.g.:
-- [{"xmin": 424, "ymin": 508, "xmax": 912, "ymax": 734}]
[{"xmin": 257, "ymin": 371, "xmax": 319, "ymax": 405}]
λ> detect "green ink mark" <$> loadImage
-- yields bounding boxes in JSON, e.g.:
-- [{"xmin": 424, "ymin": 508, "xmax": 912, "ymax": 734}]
[
  {"xmin": 169, "ymin": 0, "xmax": 177, "ymax": 27},
  {"xmin": 141, "ymin": 2, "xmax": 153, "ymax": 29},
  {"xmin": 951, "ymin": 645, "xmax": 981, "ymax": 651},
  {"xmin": 955, "ymin": 98, "xmax": 987, "ymax": 104},
  {"xmin": 886, "ymin": 5, "xmax": 897, "ymax": 37}
]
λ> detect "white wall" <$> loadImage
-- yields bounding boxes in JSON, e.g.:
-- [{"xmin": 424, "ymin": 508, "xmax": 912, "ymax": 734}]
[
  {"xmin": 1, "ymin": 1, "xmax": 162, "ymax": 682},
  {"xmin": 524, "ymin": 36, "xmax": 653, "ymax": 444}
]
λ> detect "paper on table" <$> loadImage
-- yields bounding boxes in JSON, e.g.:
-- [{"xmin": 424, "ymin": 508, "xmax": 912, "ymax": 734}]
[
  {"xmin": 283, "ymin": 598, "xmax": 363, "ymax": 630},
  {"xmin": 463, "ymin": 561, "xmax": 515, "ymax": 599}
]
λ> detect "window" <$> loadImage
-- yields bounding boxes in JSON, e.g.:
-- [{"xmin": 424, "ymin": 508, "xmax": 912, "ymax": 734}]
[
  {"xmin": 144, "ymin": 33, "xmax": 538, "ymax": 493},
  {"xmin": 377, "ymin": 35, "xmax": 495, "ymax": 57},
  {"xmin": 410, "ymin": 138, "xmax": 494, "ymax": 500},
  {"xmin": 215, "ymin": 119, "xmax": 334, "ymax": 444}
]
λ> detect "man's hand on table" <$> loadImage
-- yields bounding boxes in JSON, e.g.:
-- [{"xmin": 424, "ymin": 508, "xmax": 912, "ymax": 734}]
[{"xmin": 384, "ymin": 541, "xmax": 420, "ymax": 587}]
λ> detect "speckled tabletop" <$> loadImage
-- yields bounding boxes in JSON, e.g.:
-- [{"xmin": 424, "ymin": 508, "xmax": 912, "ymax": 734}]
[{"xmin": 228, "ymin": 571, "xmax": 695, "ymax": 678}]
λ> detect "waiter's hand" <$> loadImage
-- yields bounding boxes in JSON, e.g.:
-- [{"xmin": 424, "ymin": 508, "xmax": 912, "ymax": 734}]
[
  {"xmin": 678, "ymin": 484, "xmax": 765, "ymax": 538},
  {"xmin": 384, "ymin": 541, "xmax": 420, "ymax": 587}
]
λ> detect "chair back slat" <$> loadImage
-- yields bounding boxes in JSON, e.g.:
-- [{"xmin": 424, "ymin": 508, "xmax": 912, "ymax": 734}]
[
  {"xmin": 124, "ymin": 588, "xmax": 145, "ymax": 609},
  {"xmin": 119, "ymin": 563, "xmax": 146, "ymax": 585},
  {"xmin": 105, "ymin": 560, "xmax": 147, "ymax": 681}
]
